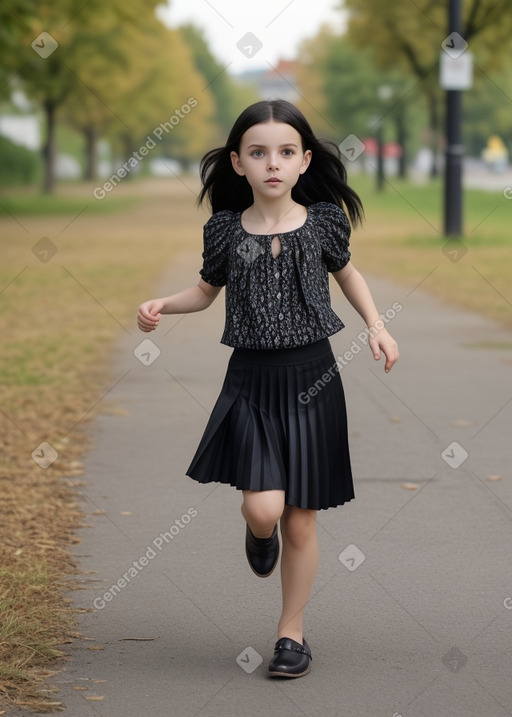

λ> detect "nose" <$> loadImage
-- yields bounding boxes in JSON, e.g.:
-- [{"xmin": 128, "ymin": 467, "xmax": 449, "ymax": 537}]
[{"xmin": 267, "ymin": 153, "xmax": 280, "ymax": 171}]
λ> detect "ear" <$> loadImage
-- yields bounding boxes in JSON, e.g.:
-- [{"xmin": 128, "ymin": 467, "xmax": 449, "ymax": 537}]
[
  {"xmin": 299, "ymin": 149, "xmax": 312, "ymax": 175},
  {"xmin": 230, "ymin": 151, "xmax": 245, "ymax": 176}
]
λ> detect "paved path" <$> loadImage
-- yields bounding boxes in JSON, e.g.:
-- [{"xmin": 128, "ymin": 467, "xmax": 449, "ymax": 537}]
[{"xmin": 51, "ymin": 249, "xmax": 512, "ymax": 717}]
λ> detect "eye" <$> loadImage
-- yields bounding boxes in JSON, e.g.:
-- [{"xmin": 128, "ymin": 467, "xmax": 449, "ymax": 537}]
[
  {"xmin": 251, "ymin": 149, "xmax": 264, "ymax": 158},
  {"xmin": 282, "ymin": 148, "xmax": 295, "ymax": 156}
]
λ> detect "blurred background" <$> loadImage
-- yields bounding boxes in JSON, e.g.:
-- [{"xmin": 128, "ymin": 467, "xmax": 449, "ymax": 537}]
[{"xmin": 1, "ymin": 0, "xmax": 512, "ymax": 195}]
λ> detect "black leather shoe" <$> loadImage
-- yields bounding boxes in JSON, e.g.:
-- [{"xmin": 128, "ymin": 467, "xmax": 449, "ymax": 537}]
[
  {"xmin": 268, "ymin": 637, "xmax": 312, "ymax": 678},
  {"xmin": 245, "ymin": 524, "xmax": 279, "ymax": 577}
]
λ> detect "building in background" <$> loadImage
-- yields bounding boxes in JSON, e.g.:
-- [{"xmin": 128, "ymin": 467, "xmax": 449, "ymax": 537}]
[{"xmin": 236, "ymin": 59, "xmax": 300, "ymax": 102}]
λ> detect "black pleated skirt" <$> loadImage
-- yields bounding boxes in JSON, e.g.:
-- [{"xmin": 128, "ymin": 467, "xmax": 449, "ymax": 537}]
[{"xmin": 186, "ymin": 338, "xmax": 354, "ymax": 510}]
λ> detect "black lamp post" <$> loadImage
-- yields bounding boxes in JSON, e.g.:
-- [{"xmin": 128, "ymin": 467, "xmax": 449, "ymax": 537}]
[{"xmin": 443, "ymin": 0, "xmax": 464, "ymax": 237}]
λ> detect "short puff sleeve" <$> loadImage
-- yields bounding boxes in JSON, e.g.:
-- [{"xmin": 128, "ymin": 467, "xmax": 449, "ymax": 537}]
[
  {"xmin": 316, "ymin": 202, "xmax": 352, "ymax": 272},
  {"xmin": 199, "ymin": 210, "xmax": 233, "ymax": 287}
]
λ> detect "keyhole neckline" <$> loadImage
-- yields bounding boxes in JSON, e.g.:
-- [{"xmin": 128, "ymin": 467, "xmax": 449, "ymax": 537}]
[{"xmin": 271, "ymin": 234, "xmax": 282, "ymax": 259}]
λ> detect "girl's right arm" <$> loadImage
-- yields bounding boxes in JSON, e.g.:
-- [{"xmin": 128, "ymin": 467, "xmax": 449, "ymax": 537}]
[{"xmin": 137, "ymin": 279, "xmax": 222, "ymax": 332}]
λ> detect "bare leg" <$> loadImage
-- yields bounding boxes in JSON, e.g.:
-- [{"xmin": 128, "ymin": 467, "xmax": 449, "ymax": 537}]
[
  {"xmin": 278, "ymin": 506, "xmax": 318, "ymax": 644},
  {"xmin": 241, "ymin": 489, "xmax": 285, "ymax": 538}
]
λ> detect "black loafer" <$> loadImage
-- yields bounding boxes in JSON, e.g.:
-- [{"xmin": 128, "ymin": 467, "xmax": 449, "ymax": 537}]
[
  {"xmin": 245, "ymin": 524, "xmax": 279, "ymax": 577},
  {"xmin": 268, "ymin": 637, "xmax": 312, "ymax": 678}
]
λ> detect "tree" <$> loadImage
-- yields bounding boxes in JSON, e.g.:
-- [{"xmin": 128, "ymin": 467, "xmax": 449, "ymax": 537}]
[
  {"xmin": 179, "ymin": 24, "xmax": 258, "ymax": 143},
  {"xmin": 4, "ymin": 0, "xmax": 185, "ymax": 191},
  {"xmin": 0, "ymin": 0, "xmax": 38, "ymax": 98},
  {"xmin": 297, "ymin": 27, "xmax": 423, "ymax": 178},
  {"xmin": 106, "ymin": 20, "xmax": 217, "ymax": 170},
  {"xmin": 59, "ymin": 12, "xmax": 128, "ymax": 180},
  {"xmin": 1, "ymin": 0, "xmax": 220, "ymax": 187},
  {"xmin": 461, "ymin": 58, "xmax": 512, "ymax": 156},
  {"xmin": 62, "ymin": 12, "xmax": 217, "ymax": 178},
  {"xmin": 5, "ymin": 0, "xmax": 127, "ymax": 191},
  {"xmin": 343, "ymin": 0, "xmax": 512, "ymax": 175}
]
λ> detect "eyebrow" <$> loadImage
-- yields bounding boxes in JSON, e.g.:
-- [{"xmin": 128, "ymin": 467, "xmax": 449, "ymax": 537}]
[{"xmin": 246, "ymin": 143, "xmax": 299, "ymax": 149}]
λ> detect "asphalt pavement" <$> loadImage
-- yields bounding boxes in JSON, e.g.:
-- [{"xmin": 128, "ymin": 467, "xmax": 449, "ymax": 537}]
[{"xmin": 47, "ymin": 247, "xmax": 512, "ymax": 717}]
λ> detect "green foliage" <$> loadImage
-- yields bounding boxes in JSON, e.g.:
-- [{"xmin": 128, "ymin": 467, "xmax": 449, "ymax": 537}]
[
  {"xmin": 298, "ymin": 3, "xmax": 512, "ymax": 165},
  {"xmin": 0, "ymin": 135, "xmax": 42, "ymax": 185},
  {"xmin": 341, "ymin": 0, "xmax": 512, "ymax": 162},
  {"xmin": 179, "ymin": 23, "xmax": 259, "ymax": 140},
  {"xmin": 344, "ymin": 0, "xmax": 512, "ymax": 77},
  {"xmin": 298, "ymin": 29, "xmax": 427, "ymax": 165},
  {"xmin": 1, "ymin": 0, "xmax": 221, "ymax": 189},
  {"xmin": 462, "ymin": 60, "xmax": 512, "ymax": 155}
]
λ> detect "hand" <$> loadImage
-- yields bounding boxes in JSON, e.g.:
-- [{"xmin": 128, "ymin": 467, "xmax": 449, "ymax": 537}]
[
  {"xmin": 137, "ymin": 299, "xmax": 164, "ymax": 332},
  {"xmin": 368, "ymin": 328, "xmax": 399, "ymax": 373}
]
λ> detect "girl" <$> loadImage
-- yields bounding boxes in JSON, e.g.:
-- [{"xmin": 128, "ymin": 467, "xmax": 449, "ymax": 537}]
[{"xmin": 137, "ymin": 100, "xmax": 398, "ymax": 678}]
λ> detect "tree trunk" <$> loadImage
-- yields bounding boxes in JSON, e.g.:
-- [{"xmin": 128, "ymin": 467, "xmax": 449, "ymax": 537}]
[
  {"xmin": 84, "ymin": 126, "xmax": 98, "ymax": 180},
  {"xmin": 395, "ymin": 111, "xmax": 407, "ymax": 179},
  {"xmin": 428, "ymin": 91, "xmax": 441, "ymax": 178},
  {"xmin": 42, "ymin": 100, "xmax": 57, "ymax": 194},
  {"xmin": 123, "ymin": 134, "xmax": 134, "ymax": 178},
  {"xmin": 376, "ymin": 123, "xmax": 385, "ymax": 191}
]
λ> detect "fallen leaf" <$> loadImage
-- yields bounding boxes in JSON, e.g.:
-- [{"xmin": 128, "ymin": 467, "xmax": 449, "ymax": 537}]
[
  {"xmin": 101, "ymin": 405, "xmax": 131, "ymax": 416},
  {"xmin": 92, "ymin": 679, "xmax": 108, "ymax": 683},
  {"xmin": 85, "ymin": 696, "xmax": 104, "ymax": 701},
  {"xmin": 92, "ymin": 510, "xmax": 106, "ymax": 515},
  {"xmin": 401, "ymin": 482, "xmax": 420, "ymax": 490},
  {"xmin": 452, "ymin": 419, "xmax": 474, "ymax": 427},
  {"xmin": 486, "ymin": 474, "xmax": 502, "ymax": 482},
  {"xmin": 120, "ymin": 511, "xmax": 132, "ymax": 516},
  {"xmin": 87, "ymin": 646, "xmax": 104, "ymax": 650},
  {"xmin": 73, "ymin": 686, "xmax": 88, "ymax": 691},
  {"xmin": 389, "ymin": 415, "xmax": 402, "ymax": 423}
]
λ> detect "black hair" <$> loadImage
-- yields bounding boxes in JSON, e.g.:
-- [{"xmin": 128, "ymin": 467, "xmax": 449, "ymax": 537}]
[{"xmin": 197, "ymin": 99, "xmax": 364, "ymax": 226}]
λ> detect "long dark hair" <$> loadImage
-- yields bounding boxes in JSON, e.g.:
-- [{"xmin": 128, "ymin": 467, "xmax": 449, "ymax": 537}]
[{"xmin": 197, "ymin": 99, "xmax": 364, "ymax": 226}]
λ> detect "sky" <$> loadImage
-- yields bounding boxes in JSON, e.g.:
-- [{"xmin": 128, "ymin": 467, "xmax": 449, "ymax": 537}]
[{"xmin": 157, "ymin": 0, "xmax": 347, "ymax": 74}]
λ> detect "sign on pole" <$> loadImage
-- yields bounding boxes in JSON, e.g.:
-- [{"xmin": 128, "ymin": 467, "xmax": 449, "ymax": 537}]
[{"xmin": 440, "ymin": 51, "xmax": 473, "ymax": 91}]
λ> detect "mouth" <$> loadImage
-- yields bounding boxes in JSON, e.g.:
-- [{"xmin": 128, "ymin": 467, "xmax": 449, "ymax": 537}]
[{"xmin": 265, "ymin": 177, "xmax": 282, "ymax": 184}]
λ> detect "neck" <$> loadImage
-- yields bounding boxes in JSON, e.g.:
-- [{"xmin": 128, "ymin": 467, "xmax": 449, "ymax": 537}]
[{"xmin": 247, "ymin": 196, "xmax": 298, "ymax": 226}]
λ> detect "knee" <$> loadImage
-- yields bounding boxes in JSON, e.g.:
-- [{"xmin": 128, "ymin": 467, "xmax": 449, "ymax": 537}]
[
  {"xmin": 280, "ymin": 508, "xmax": 317, "ymax": 549},
  {"xmin": 242, "ymin": 490, "xmax": 284, "ymax": 529}
]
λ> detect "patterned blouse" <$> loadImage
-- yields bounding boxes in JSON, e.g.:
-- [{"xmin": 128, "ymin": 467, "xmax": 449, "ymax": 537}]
[{"xmin": 199, "ymin": 201, "xmax": 351, "ymax": 350}]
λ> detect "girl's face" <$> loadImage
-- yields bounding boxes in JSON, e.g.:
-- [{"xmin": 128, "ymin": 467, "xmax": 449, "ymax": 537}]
[{"xmin": 230, "ymin": 120, "xmax": 311, "ymax": 200}]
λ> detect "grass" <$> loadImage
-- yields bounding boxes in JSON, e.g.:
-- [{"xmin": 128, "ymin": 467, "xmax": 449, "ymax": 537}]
[
  {"xmin": 349, "ymin": 173, "xmax": 512, "ymax": 328},
  {"xmin": 0, "ymin": 188, "xmax": 136, "ymax": 217},
  {"xmin": 0, "ymin": 565, "xmax": 77, "ymax": 711},
  {"xmin": 0, "ymin": 173, "xmax": 510, "ymax": 712}
]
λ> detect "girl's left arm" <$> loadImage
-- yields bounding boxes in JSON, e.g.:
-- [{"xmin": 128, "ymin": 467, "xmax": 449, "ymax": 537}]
[{"xmin": 332, "ymin": 262, "xmax": 399, "ymax": 373}]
